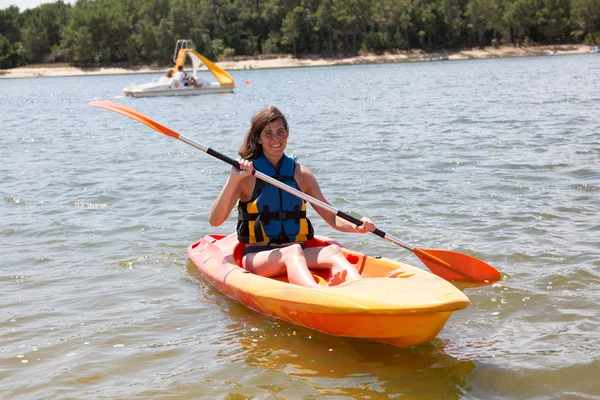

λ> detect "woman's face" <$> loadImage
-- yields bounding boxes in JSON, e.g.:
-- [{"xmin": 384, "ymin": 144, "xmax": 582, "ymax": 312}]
[{"xmin": 258, "ymin": 118, "xmax": 288, "ymax": 160}]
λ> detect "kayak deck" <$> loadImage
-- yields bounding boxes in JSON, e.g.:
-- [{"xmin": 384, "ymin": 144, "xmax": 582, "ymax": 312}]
[{"xmin": 188, "ymin": 233, "xmax": 470, "ymax": 347}]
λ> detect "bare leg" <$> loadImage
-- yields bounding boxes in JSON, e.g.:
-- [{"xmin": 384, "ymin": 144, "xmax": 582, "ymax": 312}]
[
  {"xmin": 243, "ymin": 244, "xmax": 320, "ymax": 288},
  {"xmin": 188, "ymin": 77, "xmax": 201, "ymax": 88},
  {"xmin": 304, "ymin": 245, "xmax": 362, "ymax": 282}
]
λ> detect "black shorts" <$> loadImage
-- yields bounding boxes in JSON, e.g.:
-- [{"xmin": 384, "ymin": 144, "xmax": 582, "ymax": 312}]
[{"xmin": 243, "ymin": 243, "xmax": 307, "ymax": 256}]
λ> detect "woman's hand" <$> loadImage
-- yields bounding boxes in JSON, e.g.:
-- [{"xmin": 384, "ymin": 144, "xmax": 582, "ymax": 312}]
[
  {"xmin": 355, "ymin": 217, "xmax": 376, "ymax": 234},
  {"xmin": 232, "ymin": 159, "xmax": 254, "ymax": 181}
]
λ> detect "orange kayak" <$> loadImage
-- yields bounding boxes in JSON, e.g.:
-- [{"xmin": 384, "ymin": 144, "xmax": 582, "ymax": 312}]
[{"xmin": 188, "ymin": 233, "xmax": 470, "ymax": 347}]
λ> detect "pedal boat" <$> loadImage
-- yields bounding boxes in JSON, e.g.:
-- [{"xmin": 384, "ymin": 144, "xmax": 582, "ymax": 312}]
[
  {"xmin": 123, "ymin": 39, "xmax": 235, "ymax": 98},
  {"xmin": 188, "ymin": 233, "xmax": 470, "ymax": 347}
]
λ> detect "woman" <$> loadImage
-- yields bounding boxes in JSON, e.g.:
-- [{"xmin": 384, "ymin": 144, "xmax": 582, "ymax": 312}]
[
  {"xmin": 160, "ymin": 68, "xmax": 174, "ymax": 84},
  {"xmin": 209, "ymin": 106, "xmax": 375, "ymax": 288}
]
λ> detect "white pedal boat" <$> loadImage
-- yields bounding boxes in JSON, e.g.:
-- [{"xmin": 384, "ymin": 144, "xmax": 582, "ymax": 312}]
[{"xmin": 123, "ymin": 40, "xmax": 235, "ymax": 98}]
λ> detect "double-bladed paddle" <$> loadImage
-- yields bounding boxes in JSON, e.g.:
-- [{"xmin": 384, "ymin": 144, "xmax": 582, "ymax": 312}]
[{"xmin": 89, "ymin": 100, "xmax": 501, "ymax": 282}]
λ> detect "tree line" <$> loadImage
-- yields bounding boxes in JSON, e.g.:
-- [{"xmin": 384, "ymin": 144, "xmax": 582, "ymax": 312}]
[{"xmin": 1, "ymin": 0, "xmax": 599, "ymax": 69}]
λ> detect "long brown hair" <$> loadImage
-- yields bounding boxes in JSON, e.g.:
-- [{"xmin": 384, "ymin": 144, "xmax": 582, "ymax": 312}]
[{"xmin": 238, "ymin": 105, "xmax": 289, "ymax": 159}]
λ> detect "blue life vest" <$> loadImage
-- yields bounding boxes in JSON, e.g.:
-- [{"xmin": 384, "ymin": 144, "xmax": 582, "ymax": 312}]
[{"xmin": 236, "ymin": 154, "xmax": 314, "ymax": 244}]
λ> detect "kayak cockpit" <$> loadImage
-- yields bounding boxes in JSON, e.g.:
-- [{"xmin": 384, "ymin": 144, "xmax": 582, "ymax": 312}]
[{"xmin": 191, "ymin": 233, "xmax": 366, "ymax": 284}]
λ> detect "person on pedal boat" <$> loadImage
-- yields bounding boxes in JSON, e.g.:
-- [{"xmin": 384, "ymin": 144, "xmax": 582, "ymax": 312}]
[
  {"xmin": 160, "ymin": 68, "xmax": 174, "ymax": 84},
  {"xmin": 175, "ymin": 65, "xmax": 200, "ymax": 88},
  {"xmin": 209, "ymin": 105, "xmax": 375, "ymax": 288}
]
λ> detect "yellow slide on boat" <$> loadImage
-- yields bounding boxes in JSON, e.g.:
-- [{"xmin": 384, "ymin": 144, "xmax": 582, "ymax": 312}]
[
  {"xmin": 188, "ymin": 233, "xmax": 470, "ymax": 347},
  {"xmin": 173, "ymin": 44, "xmax": 234, "ymax": 88}
]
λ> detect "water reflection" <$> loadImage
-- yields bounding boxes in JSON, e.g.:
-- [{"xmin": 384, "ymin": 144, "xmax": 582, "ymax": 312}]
[{"xmin": 187, "ymin": 261, "xmax": 476, "ymax": 399}]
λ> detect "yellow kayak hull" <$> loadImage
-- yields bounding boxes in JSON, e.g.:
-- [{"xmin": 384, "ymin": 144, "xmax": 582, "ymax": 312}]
[{"xmin": 188, "ymin": 233, "xmax": 470, "ymax": 347}]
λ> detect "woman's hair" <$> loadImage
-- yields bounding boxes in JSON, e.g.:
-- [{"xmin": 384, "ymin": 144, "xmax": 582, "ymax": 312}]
[
  {"xmin": 238, "ymin": 106, "xmax": 289, "ymax": 159},
  {"xmin": 166, "ymin": 69, "xmax": 174, "ymax": 78}
]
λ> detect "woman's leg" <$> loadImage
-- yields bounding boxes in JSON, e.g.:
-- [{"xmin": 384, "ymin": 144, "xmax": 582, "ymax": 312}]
[
  {"xmin": 304, "ymin": 245, "xmax": 362, "ymax": 281},
  {"xmin": 243, "ymin": 244, "xmax": 320, "ymax": 288}
]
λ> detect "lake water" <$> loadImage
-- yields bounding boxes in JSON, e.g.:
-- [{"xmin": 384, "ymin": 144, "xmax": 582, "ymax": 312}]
[{"xmin": 1, "ymin": 54, "xmax": 599, "ymax": 399}]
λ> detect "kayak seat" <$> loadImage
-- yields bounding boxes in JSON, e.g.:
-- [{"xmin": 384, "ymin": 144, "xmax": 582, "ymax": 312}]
[{"xmin": 232, "ymin": 241, "xmax": 246, "ymax": 268}]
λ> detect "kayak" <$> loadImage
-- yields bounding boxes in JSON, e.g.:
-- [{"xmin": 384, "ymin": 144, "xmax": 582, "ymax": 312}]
[{"xmin": 188, "ymin": 233, "xmax": 470, "ymax": 347}]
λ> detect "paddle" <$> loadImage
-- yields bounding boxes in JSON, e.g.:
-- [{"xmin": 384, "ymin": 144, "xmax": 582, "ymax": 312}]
[{"xmin": 89, "ymin": 100, "xmax": 501, "ymax": 282}]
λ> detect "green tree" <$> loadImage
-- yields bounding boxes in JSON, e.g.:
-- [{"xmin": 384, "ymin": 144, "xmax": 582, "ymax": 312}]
[
  {"xmin": 314, "ymin": 0, "xmax": 336, "ymax": 53},
  {"xmin": 534, "ymin": 0, "xmax": 571, "ymax": 42},
  {"xmin": 465, "ymin": 0, "xmax": 500, "ymax": 46},
  {"xmin": 61, "ymin": 0, "xmax": 135, "ymax": 64},
  {"xmin": 439, "ymin": 0, "xmax": 467, "ymax": 46},
  {"xmin": 412, "ymin": 0, "xmax": 440, "ymax": 47},
  {"xmin": 331, "ymin": 0, "xmax": 366, "ymax": 52},
  {"xmin": 2, "ymin": 0, "xmax": 600, "ymax": 69},
  {"xmin": 571, "ymin": 0, "xmax": 600, "ymax": 41},
  {"xmin": 502, "ymin": 0, "xmax": 534, "ymax": 44},
  {"xmin": 259, "ymin": 0, "xmax": 286, "ymax": 53},
  {"xmin": 0, "ymin": 6, "xmax": 23, "ymax": 68},
  {"xmin": 21, "ymin": 1, "xmax": 70, "ymax": 63},
  {"xmin": 281, "ymin": 6, "xmax": 303, "ymax": 54}
]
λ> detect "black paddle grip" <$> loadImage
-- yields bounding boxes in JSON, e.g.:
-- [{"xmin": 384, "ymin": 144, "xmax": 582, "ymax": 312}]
[
  {"xmin": 207, "ymin": 148, "xmax": 240, "ymax": 169},
  {"xmin": 337, "ymin": 210, "xmax": 386, "ymax": 238},
  {"xmin": 337, "ymin": 210, "xmax": 362, "ymax": 226},
  {"xmin": 371, "ymin": 228, "xmax": 386, "ymax": 238}
]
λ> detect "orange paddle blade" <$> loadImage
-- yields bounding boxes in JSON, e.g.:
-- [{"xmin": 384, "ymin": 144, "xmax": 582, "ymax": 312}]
[
  {"xmin": 414, "ymin": 248, "xmax": 501, "ymax": 282},
  {"xmin": 88, "ymin": 100, "xmax": 180, "ymax": 139}
]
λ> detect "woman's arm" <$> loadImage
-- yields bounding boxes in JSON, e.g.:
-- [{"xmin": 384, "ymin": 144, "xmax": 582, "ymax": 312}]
[
  {"xmin": 296, "ymin": 164, "xmax": 375, "ymax": 234},
  {"xmin": 208, "ymin": 162, "xmax": 254, "ymax": 227}
]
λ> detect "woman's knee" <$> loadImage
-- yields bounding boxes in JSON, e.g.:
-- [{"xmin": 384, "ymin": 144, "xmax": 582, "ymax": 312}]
[
  {"xmin": 283, "ymin": 243, "xmax": 306, "ymax": 260},
  {"xmin": 322, "ymin": 244, "xmax": 344, "ymax": 258}
]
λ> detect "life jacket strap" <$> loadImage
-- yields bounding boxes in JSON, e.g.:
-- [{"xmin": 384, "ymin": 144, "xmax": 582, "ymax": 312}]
[
  {"xmin": 238, "ymin": 210, "xmax": 306, "ymax": 222},
  {"xmin": 269, "ymin": 233, "xmax": 292, "ymax": 244}
]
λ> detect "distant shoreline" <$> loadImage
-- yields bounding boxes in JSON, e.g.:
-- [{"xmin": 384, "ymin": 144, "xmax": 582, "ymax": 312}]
[{"xmin": 0, "ymin": 44, "xmax": 595, "ymax": 79}]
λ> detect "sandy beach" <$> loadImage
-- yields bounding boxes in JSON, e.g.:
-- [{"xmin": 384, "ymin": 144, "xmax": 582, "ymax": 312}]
[{"xmin": 0, "ymin": 44, "xmax": 595, "ymax": 79}]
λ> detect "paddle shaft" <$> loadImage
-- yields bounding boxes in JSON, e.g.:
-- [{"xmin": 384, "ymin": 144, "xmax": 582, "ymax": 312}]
[
  {"xmin": 178, "ymin": 135, "xmax": 416, "ymax": 248},
  {"xmin": 181, "ymin": 134, "xmax": 473, "ymax": 279},
  {"xmin": 88, "ymin": 100, "xmax": 500, "ymax": 282}
]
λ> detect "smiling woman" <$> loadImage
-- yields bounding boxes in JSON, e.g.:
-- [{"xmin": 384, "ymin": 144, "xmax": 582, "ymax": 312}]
[{"xmin": 208, "ymin": 105, "xmax": 377, "ymax": 288}]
